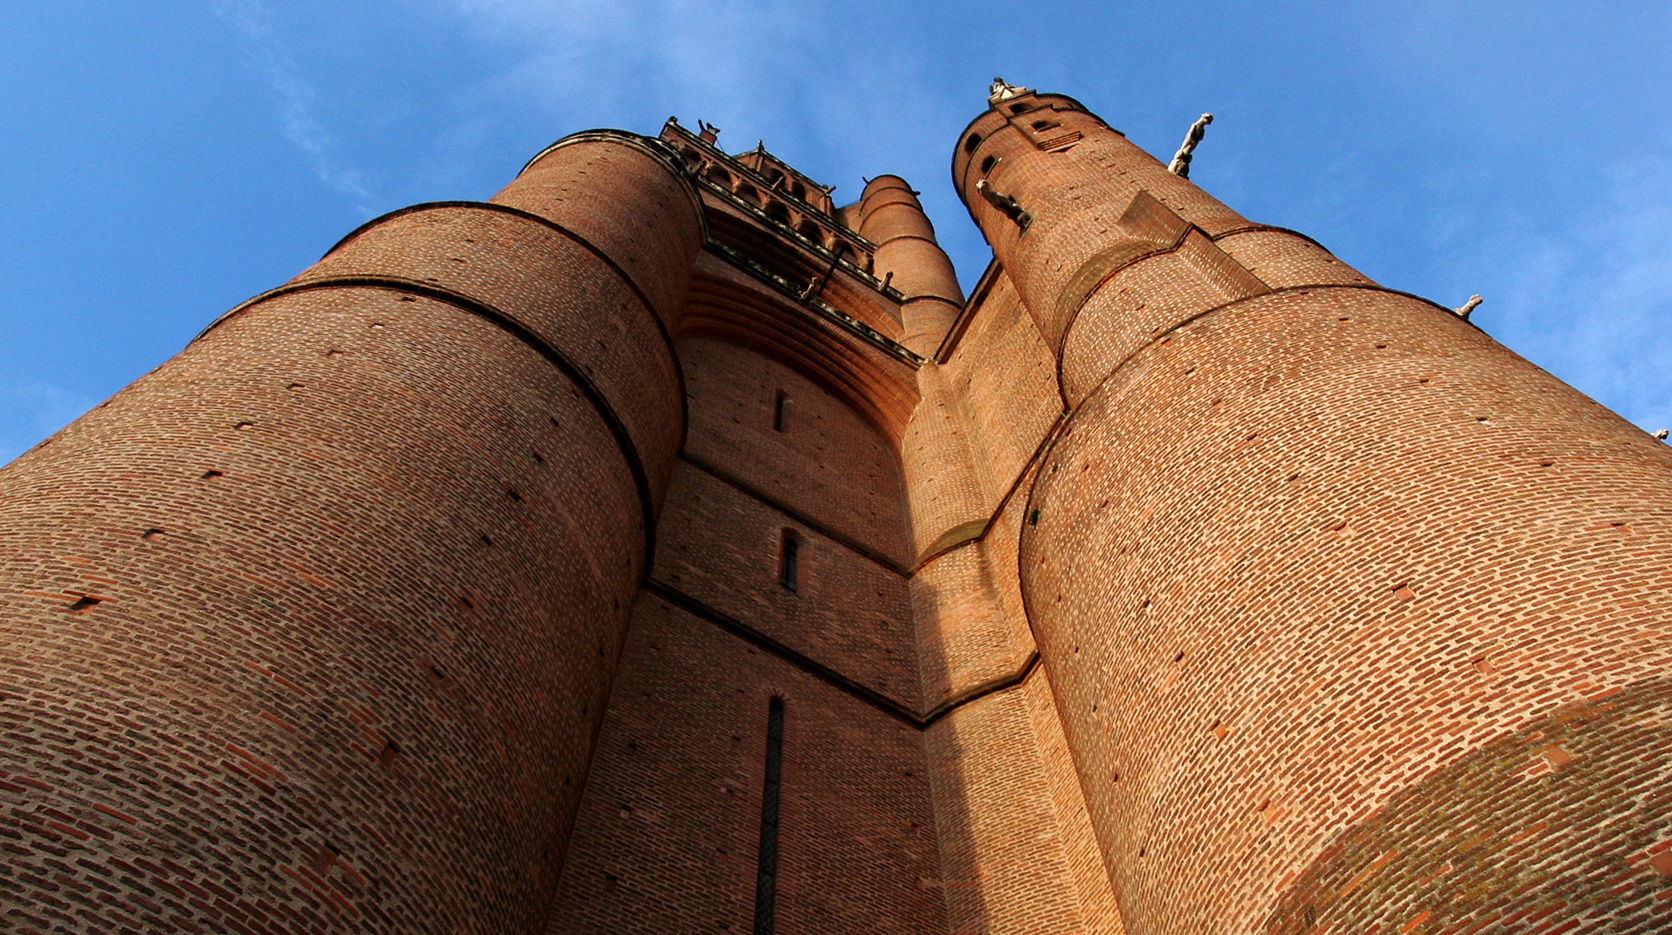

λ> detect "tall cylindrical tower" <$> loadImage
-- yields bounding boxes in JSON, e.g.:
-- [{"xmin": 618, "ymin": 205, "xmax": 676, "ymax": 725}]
[
  {"xmin": 0, "ymin": 132, "xmax": 702, "ymax": 933},
  {"xmin": 955, "ymin": 86, "xmax": 1672, "ymax": 934},
  {"xmin": 856, "ymin": 175, "xmax": 965, "ymax": 357}
]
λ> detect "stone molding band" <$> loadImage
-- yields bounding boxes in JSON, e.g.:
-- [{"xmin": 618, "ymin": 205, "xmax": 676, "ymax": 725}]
[
  {"xmin": 1047, "ymin": 213, "xmax": 1471, "ymax": 411},
  {"xmin": 1076, "ymin": 280, "xmax": 1478, "ymax": 411},
  {"xmin": 516, "ymin": 129, "xmax": 710, "ymax": 244},
  {"xmin": 1015, "ymin": 280, "xmax": 1486, "ymax": 636},
  {"xmin": 1209, "ymin": 222, "xmax": 1331, "ymax": 252},
  {"xmin": 681, "ymin": 454, "xmax": 910, "ymax": 576},
  {"xmin": 858, "ymin": 175, "xmax": 916, "ymax": 205},
  {"xmin": 702, "ymin": 239, "xmax": 923, "ymax": 366},
  {"xmin": 317, "ymin": 200, "xmax": 680, "ymax": 356},
  {"xmin": 192, "ymin": 274, "xmax": 662, "ymax": 574},
  {"xmin": 302, "ymin": 198, "xmax": 691, "ymax": 461},
  {"xmin": 911, "ymin": 412, "xmax": 1066, "ymax": 572},
  {"xmin": 645, "ymin": 579, "xmax": 1041, "ymax": 729},
  {"xmin": 868, "ymin": 232, "xmax": 949, "ymax": 251}
]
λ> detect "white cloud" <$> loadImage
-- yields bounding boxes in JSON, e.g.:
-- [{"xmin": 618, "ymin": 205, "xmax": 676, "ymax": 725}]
[
  {"xmin": 442, "ymin": 0, "xmax": 787, "ymax": 111},
  {"xmin": 1480, "ymin": 157, "xmax": 1672, "ymax": 435},
  {"xmin": 417, "ymin": 0, "xmax": 980, "ymax": 269},
  {"xmin": 212, "ymin": 0, "xmax": 375, "ymax": 211},
  {"xmin": 0, "ymin": 382, "xmax": 97, "ymax": 468}
]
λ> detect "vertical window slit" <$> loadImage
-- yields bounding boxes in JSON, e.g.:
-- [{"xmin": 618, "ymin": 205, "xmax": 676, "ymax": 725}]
[
  {"xmin": 753, "ymin": 697, "xmax": 785, "ymax": 935},
  {"xmin": 779, "ymin": 532, "xmax": 799, "ymax": 592},
  {"xmin": 772, "ymin": 391, "xmax": 787, "ymax": 432}
]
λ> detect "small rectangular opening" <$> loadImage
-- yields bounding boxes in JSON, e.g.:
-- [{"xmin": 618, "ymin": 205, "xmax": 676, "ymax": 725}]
[
  {"xmin": 753, "ymin": 697, "xmax": 785, "ymax": 935},
  {"xmin": 772, "ymin": 391, "xmax": 787, "ymax": 433},
  {"xmin": 779, "ymin": 532, "xmax": 799, "ymax": 592}
]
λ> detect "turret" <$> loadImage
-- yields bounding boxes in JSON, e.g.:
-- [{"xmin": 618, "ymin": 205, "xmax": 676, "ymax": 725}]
[
  {"xmin": 955, "ymin": 80, "xmax": 1672, "ymax": 935},
  {"xmin": 0, "ymin": 130, "xmax": 703, "ymax": 932},
  {"xmin": 856, "ymin": 175, "xmax": 964, "ymax": 356}
]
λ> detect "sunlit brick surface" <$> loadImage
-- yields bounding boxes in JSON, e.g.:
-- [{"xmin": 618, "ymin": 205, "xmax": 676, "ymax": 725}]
[
  {"xmin": 0, "ymin": 133, "xmax": 701, "ymax": 933},
  {"xmin": 1025, "ymin": 289, "xmax": 1672, "ymax": 933},
  {"xmin": 858, "ymin": 176, "xmax": 965, "ymax": 357},
  {"xmin": 0, "ymin": 291, "xmax": 647, "ymax": 932},
  {"xmin": 297, "ymin": 204, "xmax": 685, "ymax": 504},
  {"xmin": 678, "ymin": 336, "xmax": 912, "ymax": 566},
  {"xmin": 10, "ymin": 88, "xmax": 1661, "ymax": 935},
  {"xmin": 961, "ymin": 87, "xmax": 1672, "ymax": 935},
  {"xmin": 651, "ymin": 461, "xmax": 920, "ymax": 710},
  {"xmin": 544, "ymin": 594, "xmax": 946, "ymax": 935}
]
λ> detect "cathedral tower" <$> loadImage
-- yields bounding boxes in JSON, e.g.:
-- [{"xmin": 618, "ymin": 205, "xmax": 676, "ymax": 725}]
[
  {"xmin": 2, "ymin": 83, "xmax": 1670, "ymax": 935},
  {"xmin": 955, "ymin": 80, "xmax": 1672, "ymax": 934}
]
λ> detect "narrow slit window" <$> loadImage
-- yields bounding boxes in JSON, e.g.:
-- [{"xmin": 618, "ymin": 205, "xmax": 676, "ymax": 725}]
[
  {"xmin": 753, "ymin": 697, "xmax": 785, "ymax": 935},
  {"xmin": 779, "ymin": 532, "xmax": 799, "ymax": 592},
  {"xmin": 772, "ymin": 391, "xmax": 787, "ymax": 433}
]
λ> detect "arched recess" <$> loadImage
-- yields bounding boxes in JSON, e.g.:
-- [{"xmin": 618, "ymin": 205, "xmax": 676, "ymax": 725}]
[{"xmin": 677, "ymin": 259, "xmax": 920, "ymax": 564}]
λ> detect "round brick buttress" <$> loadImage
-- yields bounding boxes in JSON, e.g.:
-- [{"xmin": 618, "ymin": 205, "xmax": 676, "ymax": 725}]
[
  {"xmin": 0, "ymin": 132, "xmax": 701, "ymax": 933},
  {"xmin": 956, "ymin": 90, "xmax": 1672, "ymax": 934}
]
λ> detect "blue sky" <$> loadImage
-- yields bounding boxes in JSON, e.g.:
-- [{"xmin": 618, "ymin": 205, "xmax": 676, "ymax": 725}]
[{"xmin": 4, "ymin": 1, "xmax": 1672, "ymax": 463}]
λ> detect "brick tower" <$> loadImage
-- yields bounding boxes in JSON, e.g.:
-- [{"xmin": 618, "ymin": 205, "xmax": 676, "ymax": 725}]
[{"xmin": 2, "ymin": 83, "xmax": 1670, "ymax": 935}]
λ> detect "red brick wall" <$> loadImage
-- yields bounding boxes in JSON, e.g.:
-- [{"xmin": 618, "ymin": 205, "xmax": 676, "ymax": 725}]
[
  {"xmin": 37, "ymin": 85, "xmax": 1659, "ymax": 935},
  {"xmin": 0, "ymin": 133, "xmax": 701, "ymax": 933},
  {"xmin": 297, "ymin": 202, "xmax": 686, "ymax": 506},
  {"xmin": 937, "ymin": 271, "xmax": 1062, "ymax": 510},
  {"xmin": 926, "ymin": 665, "xmax": 1125, "ymax": 935},
  {"xmin": 678, "ymin": 335, "xmax": 912, "ymax": 566},
  {"xmin": 901, "ymin": 363, "xmax": 993, "ymax": 559},
  {"xmin": 858, "ymin": 176, "xmax": 965, "ymax": 357},
  {"xmin": 1019, "ymin": 667, "xmax": 1123, "ymax": 935},
  {"xmin": 651, "ymin": 461, "xmax": 920, "ymax": 711},
  {"xmin": 543, "ymin": 593, "xmax": 947, "ymax": 935},
  {"xmin": 958, "ymin": 90, "xmax": 1672, "ymax": 934}
]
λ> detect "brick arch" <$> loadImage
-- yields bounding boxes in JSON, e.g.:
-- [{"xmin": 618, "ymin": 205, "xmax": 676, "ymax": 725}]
[
  {"xmin": 669, "ymin": 326, "xmax": 914, "ymax": 568},
  {"xmin": 679, "ymin": 270, "xmax": 919, "ymax": 449}
]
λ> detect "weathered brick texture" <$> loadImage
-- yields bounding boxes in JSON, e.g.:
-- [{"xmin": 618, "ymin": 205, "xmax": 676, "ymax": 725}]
[
  {"xmin": 960, "ymin": 87, "xmax": 1672, "ymax": 934},
  {"xmin": 7, "ymin": 85, "xmax": 1660, "ymax": 935},
  {"xmin": 858, "ymin": 176, "xmax": 965, "ymax": 357},
  {"xmin": 543, "ymin": 593, "xmax": 945, "ymax": 935},
  {"xmin": 0, "ymin": 132, "xmax": 701, "ymax": 933}
]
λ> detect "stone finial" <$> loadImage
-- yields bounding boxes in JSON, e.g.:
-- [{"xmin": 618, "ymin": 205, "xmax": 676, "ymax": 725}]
[
  {"xmin": 1167, "ymin": 113, "xmax": 1214, "ymax": 178},
  {"xmin": 1455, "ymin": 295, "xmax": 1483, "ymax": 320},
  {"xmin": 989, "ymin": 77, "xmax": 1031, "ymax": 105}
]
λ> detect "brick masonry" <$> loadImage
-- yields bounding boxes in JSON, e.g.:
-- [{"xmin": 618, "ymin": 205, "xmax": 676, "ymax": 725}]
[
  {"xmin": 4, "ymin": 88, "xmax": 1667, "ymax": 935},
  {"xmin": 959, "ymin": 87, "xmax": 1672, "ymax": 934}
]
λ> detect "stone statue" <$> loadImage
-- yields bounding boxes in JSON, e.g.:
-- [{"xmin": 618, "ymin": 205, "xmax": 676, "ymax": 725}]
[
  {"xmin": 988, "ymin": 77, "xmax": 1031, "ymax": 105},
  {"xmin": 1167, "ymin": 113, "xmax": 1214, "ymax": 178},
  {"xmin": 976, "ymin": 178, "xmax": 1033, "ymax": 231}
]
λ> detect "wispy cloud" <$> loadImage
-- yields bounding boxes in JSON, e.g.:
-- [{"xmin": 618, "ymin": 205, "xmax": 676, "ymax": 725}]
[
  {"xmin": 439, "ymin": 0, "xmax": 820, "ymax": 130},
  {"xmin": 419, "ymin": 0, "xmax": 980, "ymax": 268},
  {"xmin": 0, "ymin": 382, "xmax": 96, "ymax": 468},
  {"xmin": 1476, "ymin": 157, "xmax": 1672, "ymax": 435},
  {"xmin": 212, "ymin": 0, "xmax": 375, "ymax": 211}
]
